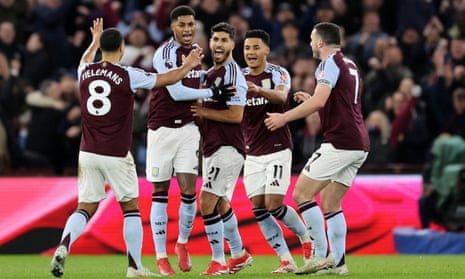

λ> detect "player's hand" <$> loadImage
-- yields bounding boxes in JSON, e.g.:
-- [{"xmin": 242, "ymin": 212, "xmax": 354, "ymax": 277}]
[
  {"xmin": 191, "ymin": 102, "xmax": 207, "ymax": 119},
  {"xmin": 246, "ymin": 81, "xmax": 260, "ymax": 94},
  {"xmin": 293, "ymin": 91, "xmax": 311, "ymax": 103},
  {"xmin": 182, "ymin": 48, "xmax": 204, "ymax": 68},
  {"xmin": 264, "ymin": 112, "xmax": 287, "ymax": 131},
  {"xmin": 210, "ymin": 83, "xmax": 235, "ymax": 102},
  {"xmin": 90, "ymin": 18, "xmax": 103, "ymax": 47}
]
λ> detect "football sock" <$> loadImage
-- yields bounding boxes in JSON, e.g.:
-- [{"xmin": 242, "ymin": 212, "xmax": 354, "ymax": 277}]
[
  {"xmin": 222, "ymin": 208, "xmax": 244, "ymax": 258},
  {"xmin": 270, "ymin": 205, "xmax": 310, "ymax": 243},
  {"xmin": 203, "ymin": 213, "xmax": 225, "ymax": 265},
  {"xmin": 59, "ymin": 209, "xmax": 89, "ymax": 251},
  {"xmin": 325, "ymin": 210, "xmax": 346, "ymax": 266},
  {"xmin": 178, "ymin": 193, "xmax": 196, "ymax": 244},
  {"xmin": 123, "ymin": 210, "xmax": 143, "ymax": 270},
  {"xmin": 253, "ymin": 207, "xmax": 292, "ymax": 262},
  {"xmin": 298, "ymin": 201, "xmax": 327, "ymax": 258},
  {"xmin": 150, "ymin": 191, "xmax": 168, "ymax": 259}
]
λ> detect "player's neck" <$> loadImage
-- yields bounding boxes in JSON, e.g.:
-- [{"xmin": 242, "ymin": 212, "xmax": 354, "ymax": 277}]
[
  {"xmin": 249, "ymin": 62, "xmax": 266, "ymax": 76},
  {"xmin": 101, "ymin": 53, "xmax": 121, "ymax": 64},
  {"xmin": 214, "ymin": 56, "xmax": 233, "ymax": 69},
  {"xmin": 320, "ymin": 47, "xmax": 340, "ymax": 61}
]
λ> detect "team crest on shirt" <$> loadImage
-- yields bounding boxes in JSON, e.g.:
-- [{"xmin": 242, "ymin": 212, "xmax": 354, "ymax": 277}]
[
  {"xmin": 214, "ymin": 77, "xmax": 223, "ymax": 87},
  {"xmin": 261, "ymin": 79, "xmax": 271, "ymax": 89},
  {"xmin": 165, "ymin": 59, "xmax": 173, "ymax": 69},
  {"xmin": 317, "ymin": 71, "xmax": 325, "ymax": 79}
]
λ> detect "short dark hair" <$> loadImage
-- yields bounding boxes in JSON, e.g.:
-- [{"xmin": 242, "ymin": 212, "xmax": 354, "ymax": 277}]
[
  {"xmin": 100, "ymin": 28, "xmax": 123, "ymax": 52},
  {"xmin": 314, "ymin": 22, "xmax": 342, "ymax": 46},
  {"xmin": 170, "ymin": 5, "xmax": 195, "ymax": 22},
  {"xmin": 245, "ymin": 29, "xmax": 270, "ymax": 46},
  {"xmin": 211, "ymin": 22, "xmax": 236, "ymax": 40}
]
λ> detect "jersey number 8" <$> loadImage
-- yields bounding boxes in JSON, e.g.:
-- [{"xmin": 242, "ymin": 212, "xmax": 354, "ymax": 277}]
[{"xmin": 87, "ymin": 79, "xmax": 111, "ymax": 116}]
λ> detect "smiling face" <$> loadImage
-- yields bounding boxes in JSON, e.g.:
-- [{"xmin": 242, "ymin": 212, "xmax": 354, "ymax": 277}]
[
  {"xmin": 210, "ymin": 31, "xmax": 234, "ymax": 66},
  {"xmin": 244, "ymin": 37, "xmax": 269, "ymax": 71},
  {"xmin": 171, "ymin": 15, "xmax": 196, "ymax": 47}
]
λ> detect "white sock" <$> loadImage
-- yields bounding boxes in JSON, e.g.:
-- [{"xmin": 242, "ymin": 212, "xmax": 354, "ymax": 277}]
[
  {"xmin": 253, "ymin": 207, "xmax": 293, "ymax": 262},
  {"xmin": 150, "ymin": 192, "xmax": 168, "ymax": 259},
  {"xmin": 270, "ymin": 205, "xmax": 310, "ymax": 243},
  {"xmin": 123, "ymin": 210, "xmax": 143, "ymax": 270},
  {"xmin": 203, "ymin": 213, "xmax": 225, "ymax": 265},
  {"xmin": 325, "ymin": 210, "xmax": 346, "ymax": 266},
  {"xmin": 222, "ymin": 209, "xmax": 244, "ymax": 258},
  {"xmin": 298, "ymin": 201, "xmax": 327, "ymax": 258},
  {"xmin": 59, "ymin": 209, "xmax": 89, "ymax": 251},
  {"xmin": 178, "ymin": 193, "xmax": 196, "ymax": 244}
]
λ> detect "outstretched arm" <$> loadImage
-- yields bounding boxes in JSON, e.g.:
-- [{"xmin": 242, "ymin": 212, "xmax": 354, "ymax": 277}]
[
  {"xmin": 247, "ymin": 81, "xmax": 288, "ymax": 104},
  {"xmin": 154, "ymin": 48, "xmax": 204, "ymax": 87},
  {"xmin": 80, "ymin": 18, "xmax": 103, "ymax": 65}
]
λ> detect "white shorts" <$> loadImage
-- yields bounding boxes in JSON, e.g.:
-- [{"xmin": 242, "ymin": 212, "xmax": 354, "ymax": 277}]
[
  {"xmin": 146, "ymin": 123, "xmax": 200, "ymax": 182},
  {"xmin": 302, "ymin": 143, "xmax": 368, "ymax": 187},
  {"xmin": 201, "ymin": 146, "xmax": 244, "ymax": 201},
  {"xmin": 78, "ymin": 151, "xmax": 138, "ymax": 203},
  {"xmin": 244, "ymin": 148, "xmax": 292, "ymax": 198}
]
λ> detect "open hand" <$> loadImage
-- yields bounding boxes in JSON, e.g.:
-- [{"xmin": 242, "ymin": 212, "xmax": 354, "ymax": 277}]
[
  {"xmin": 182, "ymin": 48, "xmax": 204, "ymax": 69},
  {"xmin": 264, "ymin": 112, "xmax": 287, "ymax": 131},
  {"xmin": 293, "ymin": 91, "xmax": 311, "ymax": 103}
]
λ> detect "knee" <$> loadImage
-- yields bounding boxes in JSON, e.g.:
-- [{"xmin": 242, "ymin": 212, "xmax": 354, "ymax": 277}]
[
  {"xmin": 265, "ymin": 200, "xmax": 283, "ymax": 212},
  {"xmin": 153, "ymin": 181, "xmax": 170, "ymax": 193}
]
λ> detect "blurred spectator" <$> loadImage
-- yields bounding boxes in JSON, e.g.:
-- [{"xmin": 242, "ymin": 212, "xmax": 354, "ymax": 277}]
[
  {"xmin": 444, "ymin": 87, "xmax": 465, "ymax": 138},
  {"xmin": 249, "ymin": 0, "xmax": 282, "ymax": 49},
  {"xmin": 0, "ymin": 52, "xmax": 27, "ymax": 167},
  {"xmin": 195, "ymin": 0, "xmax": 227, "ymax": 39},
  {"xmin": 88, "ymin": 0, "xmax": 121, "ymax": 28},
  {"xmin": 365, "ymin": 110, "xmax": 391, "ymax": 164},
  {"xmin": 0, "ymin": 21, "xmax": 24, "ymax": 63},
  {"xmin": 272, "ymin": 20, "xmax": 312, "ymax": 71},
  {"xmin": 363, "ymin": 44, "xmax": 412, "ymax": 115},
  {"xmin": 120, "ymin": 25, "xmax": 154, "ymax": 70},
  {"xmin": 346, "ymin": 10, "xmax": 389, "ymax": 68},
  {"xmin": 32, "ymin": 0, "xmax": 80, "ymax": 70},
  {"xmin": 397, "ymin": 26, "xmax": 429, "ymax": 81},
  {"xmin": 228, "ymin": 13, "xmax": 249, "ymax": 67},
  {"xmin": 388, "ymin": 79, "xmax": 433, "ymax": 163},
  {"xmin": 21, "ymin": 32, "xmax": 53, "ymax": 88},
  {"xmin": 396, "ymin": 0, "xmax": 435, "ymax": 33},
  {"xmin": 58, "ymin": 74, "xmax": 81, "ymax": 168},
  {"xmin": 0, "ymin": 0, "xmax": 28, "ymax": 42},
  {"xmin": 25, "ymin": 79, "xmax": 65, "ymax": 174}
]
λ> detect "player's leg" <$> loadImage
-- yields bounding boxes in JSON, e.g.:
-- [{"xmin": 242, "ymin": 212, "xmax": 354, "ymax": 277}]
[
  {"xmin": 244, "ymin": 151, "xmax": 295, "ymax": 272},
  {"xmin": 146, "ymin": 128, "xmax": 177, "ymax": 275},
  {"xmin": 250, "ymin": 195, "xmax": 295, "ymax": 273},
  {"xmin": 172, "ymin": 124, "xmax": 200, "ymax": 272},
  {"xmin": 51, "ymin": 151, "xmax": 105, "ymax": 278},
  {"xmin": 263, "ymin": 149, "xmax": 311, "ymax": 262},
  {"xmin": 319, "ymin": 182, "xmax": 349, "ymax": 275},
  {"xmin": 318, "ymin": 150, "xmax": 367, "ymax": 276},
  {"xmin": 199, "ymin": 191, "xmax": 228, "ymax": 275}
]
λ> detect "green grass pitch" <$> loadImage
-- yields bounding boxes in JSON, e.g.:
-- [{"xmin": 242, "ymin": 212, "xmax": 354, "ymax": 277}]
[{"xmin": 1, "ymin": 255, "xmax": 465, "ymax": 278}]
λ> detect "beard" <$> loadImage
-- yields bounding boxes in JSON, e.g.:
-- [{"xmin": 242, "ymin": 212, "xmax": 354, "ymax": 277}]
[
  {"xmin": 312, "ymin": 48, "xmax": 320, "ymax": 59},
  {"xmin": 214, "ymin": 49, "xmax": 231, "ymax": 65}
]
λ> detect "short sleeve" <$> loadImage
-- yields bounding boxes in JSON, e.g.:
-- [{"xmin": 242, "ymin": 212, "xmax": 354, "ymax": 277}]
[
  {"xmin": 126, "ymin": 66, "xmax": 157, "ymax": 92},
  {"xmin": 225, "ymin": 63, "xmax": 247, "ymax": 106},
  {"xmin": 315, "ymin": 56, "xmax": 340, "ymax": 88},
  {"xmin": 271, "ymin": 65, "xmax": 291, "ymax": 89}
]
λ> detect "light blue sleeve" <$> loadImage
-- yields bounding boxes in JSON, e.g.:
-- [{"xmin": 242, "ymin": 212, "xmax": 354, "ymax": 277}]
[
  {"xmin": 77, "ymin": 64, "xmax": 87, "ymax": 82},
  {"xmin": 226, "ymin": 63, "xmax": 247, "ymax": 106},
  {"xmin": 152, "ymin": 44, "xmax": 212, "ymax": 101},
  {"xmin": 126, "ymin": 66, "xmax": 157, "ymax": 92},
  {"xmin": 316, "ymin": 56, "xmax": 340, "ymax": 88},
  {"xmin": 271, "ymin": 66, "xmax": 291, "ymax": 89}
]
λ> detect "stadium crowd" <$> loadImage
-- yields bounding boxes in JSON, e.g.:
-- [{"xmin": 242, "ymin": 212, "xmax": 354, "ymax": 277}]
[{"xmin": 0, "ymin": 0, "xmax": 465, "ymax": 175}]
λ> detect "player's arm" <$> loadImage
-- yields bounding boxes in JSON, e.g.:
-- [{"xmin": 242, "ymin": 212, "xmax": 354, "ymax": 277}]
[
  {"xmin": 79, "ymin": 18, "xmax": 103, "ymax": 65},
  {"xmin": 152, "ymin": 47, "xmax": 213, "ymax": 100},
  {"xmin": 247, "ymin": 81, "xmax": 288, "ymax": 104},
  {"xmin": 154, "ymin": 48, "xmax": 205, "ymax": 88},
  {"xmin": 191, "ymin": 104, "xmax": 244, "ymax": 123}
]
